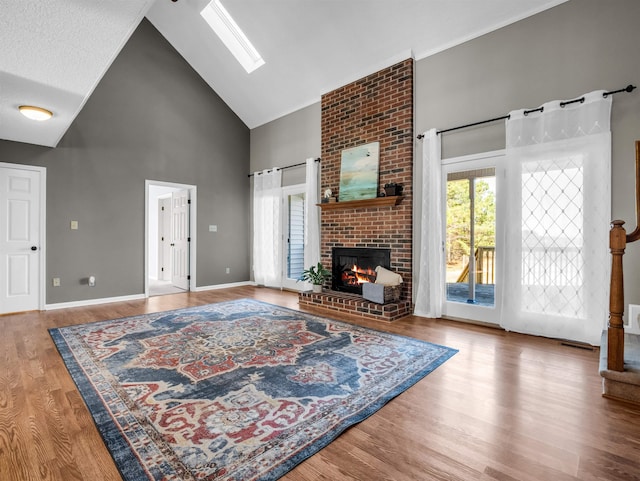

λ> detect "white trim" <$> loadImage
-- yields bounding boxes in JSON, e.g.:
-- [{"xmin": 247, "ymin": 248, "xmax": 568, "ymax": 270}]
[
  {"xmin": 413, "ymin": 0, "xmax": 569, "ymax": 61},
  {"xmin": 45, "ymin": 282, "xmax": 257, "ymax": 309},
  {"xmin": 0, "ymin": 162, "xmax": 46, "ymax": 312},
  {"xmin": 441, "ymin": 149, "xmax": 505, "ymax": 166},
  {"xmin": 281, "ymin": 183, "xmax": 305, "ymax": 194},
  {"xmin": 145, "ymin": 180, "xmax": 198, "ymax": 297},
  {"xmin": 45, "ymin": 294, "xmax": 146, "ymax": 311},
  {"xmin": 194, "ymin": 281, "xmax": 256, "ymax": 292},
  {"xmin": 39, "ymin": 168, "xmax": 46, "ymax": 311}
]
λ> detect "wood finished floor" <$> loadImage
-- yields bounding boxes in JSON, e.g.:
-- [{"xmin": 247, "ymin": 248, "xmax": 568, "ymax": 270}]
[{"xmin": 1, "ymin": 286, "xmax": 639, "ymax": 481}]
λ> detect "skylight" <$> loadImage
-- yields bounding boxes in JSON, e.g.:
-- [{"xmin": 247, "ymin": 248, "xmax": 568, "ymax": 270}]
[{"xmin": 200, "ymin": 0, "xmax": 265, "ymax": 74}]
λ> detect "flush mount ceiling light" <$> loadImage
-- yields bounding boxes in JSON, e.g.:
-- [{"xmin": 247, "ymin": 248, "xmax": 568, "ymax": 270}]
[
  {"xmin": 200, "ymin": 0, "xmax": 265, "ymax": 74},
  {"xmin": 19, "ymin": 105, "xmax": 53, "ymax": 121}
]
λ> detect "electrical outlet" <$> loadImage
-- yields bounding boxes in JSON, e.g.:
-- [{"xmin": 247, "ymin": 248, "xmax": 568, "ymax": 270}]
[
  {"xmin": 52, "ymin": 277, "xmax": 61, "ymax": 287},
  {"xmin": 225, "ymin": 267, "xmax": 230, "ymax": 274}
]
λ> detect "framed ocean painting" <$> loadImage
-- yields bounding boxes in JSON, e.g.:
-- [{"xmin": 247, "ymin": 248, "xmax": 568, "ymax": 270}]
[{"xmin": 338, "ymin": 142, "xmax": 380, "ymax": 201}]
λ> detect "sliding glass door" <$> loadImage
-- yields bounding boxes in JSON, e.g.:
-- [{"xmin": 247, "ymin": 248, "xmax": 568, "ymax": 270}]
[
  {"xmin": 442, "ymin": 152, "xmax": 504, "ymax": 324},
  {"xmin": 281, "ymin": 185, "xmax": 306, "ymax": 291}
]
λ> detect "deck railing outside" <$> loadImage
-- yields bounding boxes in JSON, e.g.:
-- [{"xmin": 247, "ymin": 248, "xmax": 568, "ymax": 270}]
[{"xmin": 456, "ymin": 246, "xmax": 495, "ymax": 284}]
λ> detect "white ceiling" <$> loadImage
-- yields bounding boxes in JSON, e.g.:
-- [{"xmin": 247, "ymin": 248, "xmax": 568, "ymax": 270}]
[{"xmin": 1, "ymin": 0, "xmax": 567, "ymax": 148}]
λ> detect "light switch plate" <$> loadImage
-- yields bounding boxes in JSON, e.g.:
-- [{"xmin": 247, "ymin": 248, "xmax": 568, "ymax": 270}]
[
  {"xmin": 70, "ymin": 220, "xmax": 78, "ymax": 230},
  {"xmin": 209, "ymin": 225, "xmax": 218, "ymax": 232}
]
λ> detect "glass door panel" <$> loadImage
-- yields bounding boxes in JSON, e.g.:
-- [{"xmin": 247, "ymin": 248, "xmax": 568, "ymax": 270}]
[
  {"xmin": 443, "ymin": 153, "xmax": 502, "ymax": 324},
  {"xmin": 287, "ymin": 193, "xmax": 305, "ymax": 281},
  {"xmin": 281, "ymin": 185, "xmax": 306, "ymax": 291}
]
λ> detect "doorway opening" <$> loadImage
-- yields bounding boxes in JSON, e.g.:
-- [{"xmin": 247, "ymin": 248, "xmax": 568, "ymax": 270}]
[{"xmin": 145, "ymin": 180, "xmax": 197, "ymax": 297}]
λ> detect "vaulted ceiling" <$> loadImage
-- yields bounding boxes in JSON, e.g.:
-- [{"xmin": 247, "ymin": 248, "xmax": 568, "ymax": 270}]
[{"xmin": 0, "ymin": 0, "xmax": 567, "ymax": 148}]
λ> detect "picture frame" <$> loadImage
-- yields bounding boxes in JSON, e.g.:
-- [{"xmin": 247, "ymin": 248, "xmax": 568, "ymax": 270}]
[{"xmin": 338, "ymin": 142, "xmax": 380, "ymax": 201}]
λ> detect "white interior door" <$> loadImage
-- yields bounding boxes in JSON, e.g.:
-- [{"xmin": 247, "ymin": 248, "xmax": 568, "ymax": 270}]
[
  {"xmin": 0, "ymin": 166, "xmax": 42, "ymax": 313},
  {"xmin": 158, "ymin": 197, "xmax": 172, "ymax": 281},
  {"xmin": 171, "ymin": 189, "xmax": 190, "ymax": 290}
]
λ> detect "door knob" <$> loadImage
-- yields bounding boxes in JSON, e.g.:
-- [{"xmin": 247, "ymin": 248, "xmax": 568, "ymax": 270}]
[{"xmin": 31, "ymin": 246, "xmax": 38, "ymax": 251}]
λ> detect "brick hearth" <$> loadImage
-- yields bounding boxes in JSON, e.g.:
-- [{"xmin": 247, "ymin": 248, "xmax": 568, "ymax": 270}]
[
  {"xmin": 298, "ymin": 58, "xmax": 414, "ymax": 321},
  {"xmin": 298, "ymin": 290, "xmax": 412, "ymax": 322}
]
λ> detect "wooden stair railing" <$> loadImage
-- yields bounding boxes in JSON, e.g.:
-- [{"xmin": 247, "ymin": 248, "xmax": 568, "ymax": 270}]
[{"xmin": 608, "ymin": 140, "xmax": 640, "ymax": 371}]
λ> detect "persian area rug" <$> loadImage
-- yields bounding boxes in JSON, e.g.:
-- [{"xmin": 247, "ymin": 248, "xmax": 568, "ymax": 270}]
[{"xmin": 50, "ymin": 299, "xmax": 457, "ymax": 481}]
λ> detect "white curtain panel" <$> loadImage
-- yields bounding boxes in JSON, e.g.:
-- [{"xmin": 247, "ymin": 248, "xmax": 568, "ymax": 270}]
[
  {"xmin": 252, "ymin": 168, "xmax": 282, "ymax": 288},
  {"xmin": 501, "ymin": 90, "xmax": 612, "ymax": 345},
  {"xmin": 414, "ymin": 128, "xmax": 444, "ymax": 318},
  {"xmin": 304, "ymin": 158, "xmax": 321, "ymax": 272}
]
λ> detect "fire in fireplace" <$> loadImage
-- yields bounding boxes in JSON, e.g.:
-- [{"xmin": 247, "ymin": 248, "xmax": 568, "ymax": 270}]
[{"xmin": 332, "ymin": 247, "xmax": 391, "ymax": 294}]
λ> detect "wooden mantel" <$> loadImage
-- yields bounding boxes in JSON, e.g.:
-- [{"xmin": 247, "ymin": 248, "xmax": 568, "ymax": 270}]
[{"xmin": 318, "ymin": 196, "xmax": 403, "ymax": 211}]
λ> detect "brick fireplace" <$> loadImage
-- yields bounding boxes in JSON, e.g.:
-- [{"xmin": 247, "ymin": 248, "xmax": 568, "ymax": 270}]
[{"xmin": 298, "ymin": 59, "xmax": 414, "ymax": 322}]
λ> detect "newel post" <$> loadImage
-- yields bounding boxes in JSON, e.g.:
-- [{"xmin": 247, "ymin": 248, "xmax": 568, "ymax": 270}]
[{"xmin": 608, "ymin": 220, "xmax": 626, "ymax": 371}]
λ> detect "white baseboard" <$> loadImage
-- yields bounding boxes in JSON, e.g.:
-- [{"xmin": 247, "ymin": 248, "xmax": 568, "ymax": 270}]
[
  {"xmin": 194, "ymin": 281, "xmax": 256, "ymax": 292},
  {"xmin": 44, "ymin": 282, "xmax": 256, "ymax": 310},
  {"xmin": 45, "ymin": 294, "xmax": 146, "ymax": 311}
]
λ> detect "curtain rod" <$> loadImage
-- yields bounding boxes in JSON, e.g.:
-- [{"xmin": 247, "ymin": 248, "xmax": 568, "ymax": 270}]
[
  {"xmin": 248, "ymin": 158, "xmax": 321, "ymax": 178},
  {"xmin": 416, "ymin": 84, "xmax": 636, "ymax": 139}
]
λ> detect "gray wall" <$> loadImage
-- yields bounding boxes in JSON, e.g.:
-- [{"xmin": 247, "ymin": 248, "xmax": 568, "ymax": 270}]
[
  {"xmin": 250, "ymin": 102, "xmax": 321, "ymax": 186},
  {"xmin": 249, "ymin": 0, "xmax": 640, "ymax": 312},
  {"xmin": 248, "ymin": 102, "xmax": 321, "ymax": 281},
  {"xmin": 0, "ymin": 19, "xmax": 250, "ymax": 304}
]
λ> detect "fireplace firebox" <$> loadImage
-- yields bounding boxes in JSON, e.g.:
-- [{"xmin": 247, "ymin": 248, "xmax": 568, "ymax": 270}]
[{"xmin": 332, "ymin": 247, "xmax": 391, "ymax": 294}]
